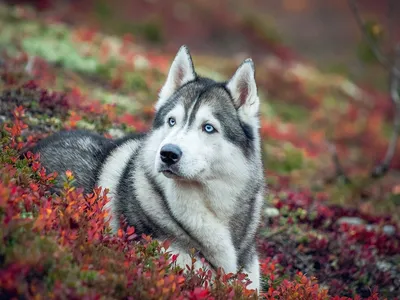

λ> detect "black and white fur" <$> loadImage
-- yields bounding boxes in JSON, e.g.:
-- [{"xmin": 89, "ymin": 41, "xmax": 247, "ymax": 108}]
[{"xmin": 30, "ymin": 46, "xmax": 265, "ymax": 291}]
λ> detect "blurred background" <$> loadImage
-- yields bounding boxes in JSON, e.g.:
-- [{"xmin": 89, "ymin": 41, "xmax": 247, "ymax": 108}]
[
  {"xmin": 2, "ymin": 0, "xmax": 400, "ymax": 208},
  {"xmin": 2, "ymin": 0, "xmax": 400, "ymax": 209},
  {"xmin": 1, "ymin": 1, "xmax": 400, "ymax": 297},
  {"xmin": 5, "ymin": 0, "xmax": 400, "ymax": 85}
]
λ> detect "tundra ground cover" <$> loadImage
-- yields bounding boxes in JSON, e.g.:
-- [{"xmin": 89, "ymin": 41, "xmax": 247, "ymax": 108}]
[{"xmin": 0, "ymin": 3, "xmax": 399, "ymax": 299}]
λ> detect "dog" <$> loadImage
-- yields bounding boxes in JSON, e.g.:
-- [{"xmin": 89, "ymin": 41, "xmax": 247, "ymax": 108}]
[{"xmin": 30, "ymin": 45, "xmax": 265, "ymax": 292}]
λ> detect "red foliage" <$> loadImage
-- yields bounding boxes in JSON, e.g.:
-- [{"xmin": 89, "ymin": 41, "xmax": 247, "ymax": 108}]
[
  {"xmin": 1, "ymin": 99, "xmax": 396, "ymax": 298},
  {"xmin": 0, "ymin": 106, "xmax": 258, "ymax": 299},
  {"xmin": 259, "ymin": 188, "xmax": 399, "ymax": 299}
]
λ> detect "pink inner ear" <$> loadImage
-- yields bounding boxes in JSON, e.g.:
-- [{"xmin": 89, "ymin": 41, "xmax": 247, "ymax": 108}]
[
  {"xmin": 174, "ymin": 66, "xmax": 185, "ymax": 87},
  {"xmin": 237, "ymin": 79, "xmax": 249, "ymax": 107}
]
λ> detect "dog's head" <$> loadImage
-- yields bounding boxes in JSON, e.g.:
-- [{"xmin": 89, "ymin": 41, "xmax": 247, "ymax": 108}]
[{"xmin": 150, "ymin": 45, "xmax": 261, "ymax": 182}]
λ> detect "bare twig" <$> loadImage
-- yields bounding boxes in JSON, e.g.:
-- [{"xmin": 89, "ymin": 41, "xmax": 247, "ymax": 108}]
[
  {"xmin": 328, "ymin": 144, "xmax": 352, "ymax": 184},
  {"xmin": 390, "ymin": 44, "xmax": 400, "ymax": 106},
  {"xmin": 341, "ymin": 0, "xmax": 400, "ymax": 181},
  {"xmin": 371, "ymin": 45, "xmax": 400, "ymax": 178},
  {"xmin": 348, "ymin": 0, "xmax": 390, "ymax": 67},
  {"xmin": 386, "ymin": 0, "xmax": 396, "ymax": 50},
  {"xmin": 348, "ymin": 0, "xmax": 400, "ymax": 78},
  {"xmin": 25, "ymin": 55, "xmax": 35, "ymax": 75},
  {"xmin": 371, "ymin": 106, "xmax": 400, "ymax": 178}
]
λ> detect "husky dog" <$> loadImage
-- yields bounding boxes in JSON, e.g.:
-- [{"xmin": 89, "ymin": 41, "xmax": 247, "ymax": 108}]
[{"xmin": 30, "ymin": 46, "xmax": 265, "ymax": 291}]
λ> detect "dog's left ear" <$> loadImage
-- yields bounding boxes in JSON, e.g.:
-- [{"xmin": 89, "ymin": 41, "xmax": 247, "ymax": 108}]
[
  {"xmin": 156, "ymin": 45, "xmax": 196, "ymax": 111},
  {"xmin": 226, "ymin": 59, "xmax": 260, "ymax": 125}
]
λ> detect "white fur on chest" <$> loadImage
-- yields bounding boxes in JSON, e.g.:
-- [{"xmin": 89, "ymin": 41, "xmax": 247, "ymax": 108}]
[{"xmin": 163, "ymin": 180, "xmax": 238, "ymax": 273}]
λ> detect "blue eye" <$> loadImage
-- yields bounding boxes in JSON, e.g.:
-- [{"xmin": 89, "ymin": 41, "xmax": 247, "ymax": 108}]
[
  {"xmin": 168, "ymin": 117, "xmax": 176, "ymax": 127},
  {"xmin": 203, "ymin": 124, "xmax": 216, "ymax": 134}
]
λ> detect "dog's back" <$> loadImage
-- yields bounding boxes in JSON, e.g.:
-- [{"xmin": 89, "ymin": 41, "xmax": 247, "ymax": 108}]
[{"xmin": 30, "ymin": 130, "xmax": 144, "ymax": 193}]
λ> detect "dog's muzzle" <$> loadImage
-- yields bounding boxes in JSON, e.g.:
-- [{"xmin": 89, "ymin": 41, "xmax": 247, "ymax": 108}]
[
  {"xmin": 159, "ymin": 144, "xmax": 184, "ymax": 179},
  {"xmin": 160, "ymin": 144, "xmax": 182, "ymax": 166}
]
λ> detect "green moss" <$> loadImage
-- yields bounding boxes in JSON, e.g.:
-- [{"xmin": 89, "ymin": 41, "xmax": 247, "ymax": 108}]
[
  {"xmin": 79, "ymin": 270, "xmax": 98, "ymax": 284},
  {"xmin": 124, "ymin": 73, "xmax": 148, "ymax": 91},
  {"xmin": 241, "ymin": 12, "xmax": 282, "ymax": 45},
  {"xmin": 268, "ymin": 100, "xmax": 310, "ymax": 123},
  {"xmin": 94, "ymin": 0, "xmax": 114, "ymax": 21},
  {"xmin": 93, "ymin": 89, "xmax": 141, "ymax": 114},
  {"xmin": 22, "ymin": 37, "xmax": 99, "ymax": 73},
  {"xmin": 265, "ymin": 142, "xmax": 305, "ymax": 174},
  {"xmin": 138, "ymin": 18, "xmax": 163, "ymax": 43},
  {"xmin": 117, "ymin": 18, "xmax": 163, "ymax": 43}
]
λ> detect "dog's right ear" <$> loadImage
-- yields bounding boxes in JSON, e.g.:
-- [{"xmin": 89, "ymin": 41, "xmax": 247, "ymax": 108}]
[
  {"xmin": 156, "ymin": 45, "xmax": 196, "ymax": 111},
  {"xmin": 226, "ymin": 58, "xmax": 259, "ymax": 127}
]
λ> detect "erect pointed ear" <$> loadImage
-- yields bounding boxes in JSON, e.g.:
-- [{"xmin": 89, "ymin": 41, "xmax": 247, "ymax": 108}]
[
  {"xmin": 226, "ymin": 59, "xmax": 260, "ymax": 124},
  {"xmin": 156, "ymin": 45, "xmax": 196, "ymax": 110}
]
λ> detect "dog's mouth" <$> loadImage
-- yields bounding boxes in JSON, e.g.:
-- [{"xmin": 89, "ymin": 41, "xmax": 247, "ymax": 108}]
[
  {"xmin": 162, "ymin": 169, "xmax": 180, "ymax": 179},
  {"xmin": 159, "ymin": 166, "xmax": 184, "ymax": 179}
]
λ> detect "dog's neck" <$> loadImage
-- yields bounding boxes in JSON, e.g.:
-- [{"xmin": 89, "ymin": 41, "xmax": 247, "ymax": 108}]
[{"xmin": 163, "ymin": 174, "xmax": 247, "ymax": 223}]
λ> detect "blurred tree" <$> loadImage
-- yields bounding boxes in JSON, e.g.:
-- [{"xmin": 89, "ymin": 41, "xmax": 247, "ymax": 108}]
[{"xmin": 333, "ymin": 0, "xmax": 400, "ymax": 182}]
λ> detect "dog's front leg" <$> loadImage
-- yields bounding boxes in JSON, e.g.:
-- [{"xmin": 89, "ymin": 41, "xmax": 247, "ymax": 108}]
[
  {"xmin": 242, "ymin": 254, "xmax": 261, "ymax": 292},
  {"xmin": 209, "ymin": 241, "xmax": 237, "ymax": 274}
]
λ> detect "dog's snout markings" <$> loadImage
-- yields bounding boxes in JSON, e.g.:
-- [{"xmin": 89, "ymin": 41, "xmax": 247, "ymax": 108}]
[
  {"xmin": 160, "ymin": 144, "xmax": 182, "ymax": 165},
  {"xmin": 30, "ymin": 44, "xmax": 265, "ymax": 293}
]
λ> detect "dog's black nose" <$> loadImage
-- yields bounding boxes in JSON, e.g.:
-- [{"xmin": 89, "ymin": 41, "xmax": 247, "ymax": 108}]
[{"xmin": 160, "ymin": 144, "xmax": 182, "ymax": 165}]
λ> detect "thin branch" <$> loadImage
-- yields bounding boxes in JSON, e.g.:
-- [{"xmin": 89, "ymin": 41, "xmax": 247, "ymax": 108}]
[
  {"xmin": 386, "ymin": 0, "xmax": 396, "ymax": 50},
  {"xmin": 25, "ymin": 55, "xmax": 35, "ymax": 75},
  {"xmin": 328, "ymin": 144, "xmax": 352, "ymax": 184},
  {"xmin": 371, "ymin": 106, "xmax": 400, "ymax": 178},
  {"xmin": 348, "ymin": 0, "xmax": 400, "ymax": 180},
  {"xmin": 371, "ymin": 46, "xmax": 400, "ymax": 178},
  {"xmin": 391, "ymin": 44, "xmax": 400, "ymax": 106},
  {"xmin": 348, "ymin": 0, "xmax": 390, "ymax": 68},
  {"xmin": 328, "ymin": 2, "xmax": 399, "ymax": 182},
  {"xmin": 348, "ymin": 0, "xmax": 400, "ymax": 78}
]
